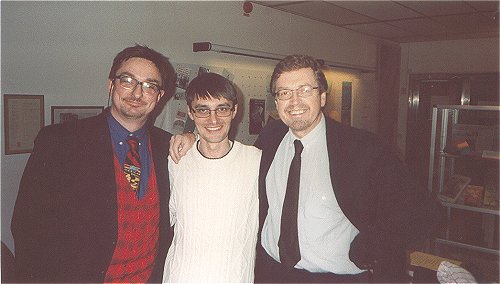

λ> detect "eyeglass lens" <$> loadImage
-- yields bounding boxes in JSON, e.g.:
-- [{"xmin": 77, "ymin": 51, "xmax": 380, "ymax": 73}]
[
  {"xmin": 117, "ymin": 75, "xmax": 160, "ymax": 95},
  {"xmin": 192, "ymin": 107, "xmax": 233, "ymax": 118},
  {"xmin": 276, "ymin": 85, "xmax": 318, "ymax": 100}
]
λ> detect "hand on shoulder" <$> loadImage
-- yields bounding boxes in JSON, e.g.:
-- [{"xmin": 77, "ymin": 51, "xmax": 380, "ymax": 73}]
[{"xmin": 169, "ymin": 132, "xmax": 197, "ymax": 163}]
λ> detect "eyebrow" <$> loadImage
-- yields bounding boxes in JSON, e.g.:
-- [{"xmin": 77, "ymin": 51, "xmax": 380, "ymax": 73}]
[
  {"xmin": 275, "ymin": 84, "xmax": 312, "ymax": 91},
  {"xmin": 193, "ymin": 102, "xmax": 233, "ymax": 109}
]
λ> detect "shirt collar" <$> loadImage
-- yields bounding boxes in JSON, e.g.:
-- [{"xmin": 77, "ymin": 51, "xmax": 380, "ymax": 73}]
[
  {"xmin": 107, "ymin": 112, "xmax": 148, "ymax": 144},
  {"xmin": 288, "ymin": 113, "xmax": 325, "ymax": 148}
]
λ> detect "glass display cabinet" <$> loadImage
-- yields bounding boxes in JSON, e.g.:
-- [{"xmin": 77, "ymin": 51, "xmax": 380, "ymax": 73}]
[{"xmin": 428, "ymin": 105, "xmax": 499, "ymax": 255}]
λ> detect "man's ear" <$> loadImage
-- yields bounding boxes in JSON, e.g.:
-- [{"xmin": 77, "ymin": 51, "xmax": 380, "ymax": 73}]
[
  {"xmin": 157, "ymin": 90, "xmax": 165, "ymax": 103},
  {"xmin": 232, "ymin": 104, "xmax": 238, "ymax": 118},
  {"xmin": 187, "ymin": 108, "xmax": 194, "ymax": 120},
  {"xmin": 108, "ymin": 80, "xmax": 114, "ymax": 94},
  {"xmin": 320, "ymin": 92, "xmax": 327, "ymax": 107}
]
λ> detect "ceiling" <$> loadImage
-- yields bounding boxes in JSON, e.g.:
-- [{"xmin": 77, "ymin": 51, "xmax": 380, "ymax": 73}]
[{"xmin": 253, "ymin": 1, "xmax": 499, "ymax": 43}]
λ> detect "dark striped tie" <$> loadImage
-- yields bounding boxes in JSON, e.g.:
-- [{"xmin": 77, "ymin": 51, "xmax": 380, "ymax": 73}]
[
  {"xmin": 124, "ymin": 137, "xmax": 141, "ymax": 198},
  {"xmin": 278, "ymin": 139, "xmax": 303, "ymax": 268}
]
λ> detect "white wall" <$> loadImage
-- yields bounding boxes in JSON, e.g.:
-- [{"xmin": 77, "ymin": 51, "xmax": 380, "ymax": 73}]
[
  {"xmin": 396, "ymin": 38, "xmax": 499, "ymax": 155},
  {"xmin": 1, "ymin": 1, "xmax": 379, "ymax": 252},
  {"xmin": 403, "ymin": 38, "xmax": 499, "ymax": 74},
  {"xmin": 323, "ymin": 68, "xmax": 379, "ymax": 132}
]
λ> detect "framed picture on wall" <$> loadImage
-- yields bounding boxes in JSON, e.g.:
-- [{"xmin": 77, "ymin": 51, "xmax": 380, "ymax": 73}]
[
  {"xmin": 341, "ymin": 81, "xmax": 352, "ymax": 126},
  {"xmin": 51, "ymin": 106, "xmax": 104, "ymax": 124},
  {"xmin": 249, "ymin": 99, "xmax": 265, "ymax": 135},
  {"xmin": 4, "ymin": 94, "xmax": 45, "ymax": 155}
]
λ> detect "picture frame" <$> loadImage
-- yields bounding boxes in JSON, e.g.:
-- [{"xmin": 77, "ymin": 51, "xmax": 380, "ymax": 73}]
[
  {"xmin": 249, "ymin": 99, "xmax": 265, "ymax": 135},
  {"xmin": 3, "ymin": 94, "xmax": 45, "ymax": 155},
  {"xmin": 51, "ymin": 106, "xmax": 104, "ymax": 124},
  {"xmin": 341, "ymin": 81, "xmax": 352, "ymax": 127}
]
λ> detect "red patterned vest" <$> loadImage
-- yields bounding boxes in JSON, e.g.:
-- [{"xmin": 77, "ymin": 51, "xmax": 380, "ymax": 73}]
[{"xmin": 104, "ymin": 151, "xmax": 160, "ymax": 283}]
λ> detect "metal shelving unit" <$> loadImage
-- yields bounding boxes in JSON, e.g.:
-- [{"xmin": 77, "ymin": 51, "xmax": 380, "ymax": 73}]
[{"xmin": 428, "ymin": 105, "xmax": 499, "ymax": 255}]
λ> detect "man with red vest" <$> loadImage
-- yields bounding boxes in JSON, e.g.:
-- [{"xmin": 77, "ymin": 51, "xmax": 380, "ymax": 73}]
[{"xmin": 12, "ymin": 45, "xmax": 174, "ymax": 283}]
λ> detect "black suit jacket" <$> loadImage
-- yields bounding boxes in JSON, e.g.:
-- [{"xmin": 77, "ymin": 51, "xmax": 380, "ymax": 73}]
[
  {"xmin": 11, "ymin": 109, "xmax": 173, "ymax": 283},
  {"xmin": 255, "ymin": 117, "xmax": 437, "ymax": 282}
]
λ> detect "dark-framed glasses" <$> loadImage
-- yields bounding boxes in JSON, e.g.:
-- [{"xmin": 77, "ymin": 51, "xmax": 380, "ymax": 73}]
[
  {"xmin": 114, "ymin": 75, "xmax": 161, "ymax": 96},
  {"xmin": 275, "ymin": 85, "xmax": 319, "ymax": 101},
  {"xmin": 191, "ymin": 106, "xmax": 234, "ymax": 118}
]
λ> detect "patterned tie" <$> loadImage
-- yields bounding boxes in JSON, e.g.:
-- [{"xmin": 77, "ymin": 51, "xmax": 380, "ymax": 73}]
[
  {"xmin": 278, "ymin": 139, "xmax": 303, "ymax": 268},
  {"xmin": 124, "ymin": 137, "xmax": 141, "ymax": 198}
]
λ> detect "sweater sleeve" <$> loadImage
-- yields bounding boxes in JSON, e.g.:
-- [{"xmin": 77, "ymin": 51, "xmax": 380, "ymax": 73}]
[{"xmin": 167, "ymin": 157, "xmax": 177, "ymax": 227}]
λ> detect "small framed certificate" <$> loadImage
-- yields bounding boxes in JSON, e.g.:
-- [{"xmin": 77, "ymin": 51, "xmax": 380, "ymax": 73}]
[
  {"xmin": 51, "ymin": 106, "xmax": 104, "ymax": 124},
  {"xmin": 4, "ymin": 94, "xmax": 45, "ymax": 155}
]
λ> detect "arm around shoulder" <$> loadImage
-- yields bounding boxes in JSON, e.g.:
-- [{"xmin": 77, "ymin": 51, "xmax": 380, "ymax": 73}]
[{"xmin": 169, "ymin": 132, "xmax": 197, "ymax": 163}]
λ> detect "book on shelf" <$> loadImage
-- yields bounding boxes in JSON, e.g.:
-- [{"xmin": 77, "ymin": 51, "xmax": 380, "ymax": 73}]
[
  {"xmin": 443, "ymin": 139, "xmax": 471, "ymax": 155},
  {"xmin": 462, "ymin": 185, "xmax": 484, "ymax": 207},
  {"xmin": 481, "ymin": 150, "xmax": 500, "ymax": 160},
  {"xmin": 450, "ymin": 124, "xmax": 487, "ymax": 153},
  {"xmin": 483, "ymin": 185, "xmax": 499, "ymax": 208},
  {"xmin": 438, "ymin": 174, "xmax": 472, "ymax": 203},
  {"xmin": 409, "ymin": 251, "xmax": 462, "ymax": 271}
]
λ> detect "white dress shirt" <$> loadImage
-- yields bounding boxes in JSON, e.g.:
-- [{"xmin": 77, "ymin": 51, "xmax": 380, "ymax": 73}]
[{"xmin": 261, "ymin": 114, "xmax": 365, "ymax": 274}]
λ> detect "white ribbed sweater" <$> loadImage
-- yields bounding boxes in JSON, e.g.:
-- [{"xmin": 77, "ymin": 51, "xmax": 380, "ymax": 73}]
[{"xmin": 163, "ymin": 141, "xmax": 261, "ymax": 283}]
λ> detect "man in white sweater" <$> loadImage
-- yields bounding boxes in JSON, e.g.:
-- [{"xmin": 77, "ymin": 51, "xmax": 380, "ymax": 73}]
[{"xmin": 162, "ymin": 72, "xmax": 261, "ymax": 282}]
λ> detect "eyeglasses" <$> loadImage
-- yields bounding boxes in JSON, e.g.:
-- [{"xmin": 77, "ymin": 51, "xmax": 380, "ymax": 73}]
[
  {"xmin": 275, "ymin": 85, "xmax": 319, "ymax": 101},
  {"xmin": 113, "ymin": 75, "xmax": 161, "ymax": 96},
  {"xmin": 191, "ymin": 106, "xmax": 234, "ymax": 118}
]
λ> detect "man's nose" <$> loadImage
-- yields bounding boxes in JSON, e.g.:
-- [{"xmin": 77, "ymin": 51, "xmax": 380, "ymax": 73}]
[
  {"xmin": 131, "ymin": 84, "xmax": 143, "ymax": 98},
  {"xmin": 289, "ymin": 92, "xmax": 301, "ymax": 104},
  {"xmin": 209, "ymin": 110, "xmax": 218, "ymax": 123}
]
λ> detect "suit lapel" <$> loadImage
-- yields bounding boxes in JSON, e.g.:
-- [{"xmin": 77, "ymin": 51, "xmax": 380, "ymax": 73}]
[
  {"xmin": 326, "ymin": 119, "xmax": 356, "ymax": 221},
  {"xmin": 258, "ymin": 120, "xmax": 288, "ymax": 227},
  {"xmin": 326, "ymin": 119, "xmax": 342, "ymax": 197},
  {"xmin": 262, "ymin": 121, "xmax": 288, "ymax": 182},
  {"xmin": 74, "ymin": 111, "xmax": 117, "ymax": 217}
]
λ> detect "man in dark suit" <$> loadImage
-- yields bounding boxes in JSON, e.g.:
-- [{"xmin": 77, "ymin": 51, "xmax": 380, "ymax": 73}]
[
  {"xmin": 169, "ymin": 54, "xmax": 437, "ymax": 283},
  {"xmin": 11, "ymin": 45, "xmax": 175, "ymax": 283},
  {"xmin": 253, "ymin": 54, "xmax": 436, "ymax": 283}
]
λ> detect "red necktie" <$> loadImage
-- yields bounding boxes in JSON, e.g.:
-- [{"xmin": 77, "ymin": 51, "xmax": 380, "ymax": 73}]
[
  {"xmin": 124, "ymin": 137, "xmax": 141, "ymax": 198},
  {"xmin": 278, "ymin": 139, "xmax": 303, "ymax": 268}
]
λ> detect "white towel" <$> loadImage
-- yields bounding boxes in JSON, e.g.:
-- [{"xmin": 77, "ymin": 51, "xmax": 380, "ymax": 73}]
[{"xmin": 437, "ymin": 261, "xmax": 477, "ymax": 284}]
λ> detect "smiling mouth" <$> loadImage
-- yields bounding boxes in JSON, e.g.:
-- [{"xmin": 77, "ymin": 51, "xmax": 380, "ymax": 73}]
[
  {"xmin": 205, "ymin": 126, "xmax": 223, "ymax": 131},
  {"xmin": 288, "ymin": 109, "xmax": 306, "ymax": 115},
  {"xmin": 124, "ymin": 99, "xmax": 144, "ymax": 107}
]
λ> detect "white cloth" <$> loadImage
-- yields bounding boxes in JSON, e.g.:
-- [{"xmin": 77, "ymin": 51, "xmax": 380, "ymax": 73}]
[
  {"xmin": 262, "ymin": 114, "xmax": 363, "ymax": 274},
  {"xmin": 163, "ymin": 141, "xmax": 261, "ymax": 283},
  {"xmin": 437, "ymin": 261, "xmax": 477, "ymax": 284}
]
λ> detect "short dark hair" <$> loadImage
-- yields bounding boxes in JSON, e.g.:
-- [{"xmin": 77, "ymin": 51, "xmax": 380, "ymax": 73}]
[
  {"xmin": 270, "ymin": 54, "xmax": 328, "ymax": 96},
  {"xmin": 185, "ymin": 72, "xmax": 238, "ymax": 108},
  {"xmin": 108, "ymin": 44, "xmax": 173, "ymax": 91}
]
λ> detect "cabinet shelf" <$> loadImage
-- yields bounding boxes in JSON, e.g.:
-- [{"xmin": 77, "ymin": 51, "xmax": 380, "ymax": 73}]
[
  {"xmin": 438, "ymin": 152, "xmax": 500, "ymax": 161},
  {"xmin": 434, "ymin": 238, "xmax": 500, "ymax": 255},
  {"xmin": 440, "ymin": 200, "xmax": 499, "ymax": 215}
]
